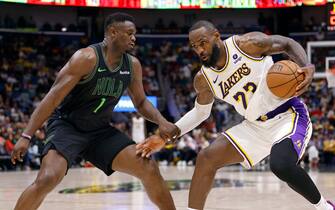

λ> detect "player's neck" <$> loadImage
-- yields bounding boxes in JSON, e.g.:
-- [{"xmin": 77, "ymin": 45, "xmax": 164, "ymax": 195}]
[{"xmin": 102, "ymin": 41, "xmax": 124, "ymax": 69}]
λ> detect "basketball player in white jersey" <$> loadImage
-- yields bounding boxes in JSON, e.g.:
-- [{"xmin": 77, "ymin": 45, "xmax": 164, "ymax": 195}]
[{"xmin": 137, "ymin": 21, "xmax": 334, "ymax": 210}]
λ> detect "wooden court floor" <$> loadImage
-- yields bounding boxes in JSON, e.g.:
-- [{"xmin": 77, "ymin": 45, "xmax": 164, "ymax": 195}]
[{"xmin": 1, "ymin": 166, "xmax": 335, "ymax": 210}]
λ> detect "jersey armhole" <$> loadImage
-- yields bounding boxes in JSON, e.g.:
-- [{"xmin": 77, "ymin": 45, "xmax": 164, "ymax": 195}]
[
  {"xmin": 127, "ymin": 53, "xmax": 134, "ymax": 82},
  {"xmin": 78, "ymin": 46, "xmax": 99, "ymax": 85},
  {"xmin": 200, "ymin": 68, "xmax": 217, "ymax": 97}
]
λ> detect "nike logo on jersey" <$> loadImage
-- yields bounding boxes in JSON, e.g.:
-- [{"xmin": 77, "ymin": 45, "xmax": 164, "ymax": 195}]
[
  {"xmin": 213, "ymin": 75, "xmax": 219, "ymax": 84},
  {"xmin": 120, "ymin": 71, "xmax": 130, "ymax": 75},
  {"xmin": 98, "ymin": 67, "xmax": 107, "ymax": 72}
]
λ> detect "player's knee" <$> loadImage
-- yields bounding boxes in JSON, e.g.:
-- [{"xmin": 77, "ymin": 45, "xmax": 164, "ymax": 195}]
[
  {"xmin": 138, "ymin": 159, "xmax": 161, "ymax": 179},
  {"xmin": 34, "ymin": 169, "xmax": 63, "ymax": 191},
  {"xmin": 196, "ymin": 149, "xmax": 216, "ymax": 169}
]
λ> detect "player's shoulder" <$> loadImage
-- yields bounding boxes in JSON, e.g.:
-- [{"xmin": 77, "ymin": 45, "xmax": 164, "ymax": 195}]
[
  {"xmin": 235, "ymin": 31, "xmax": 268, "ymax": 42},
  {"xmin": 235, "ymin": 32, "xmax": 270, "ymax": 48},
  {"xmin": 194, "ymin": 70, "xmax": 210, "ymax": 91},
  {"xmin": 194, "ymin": 70, "xmax": 205, "ymax": 80},
  {"xmin": 66, "ymin": 47, "xmax": 97, "ymax": 76},
  {"xmin": 233, "ymin": 32, "xmax": 271, "ymax": 58},
  {"xmin": 127, "ymin": 54, "xmax": 141, "ymax": 70},
  {"xmin": 72, "ymin": 47, "xmax": 97, "ymax": 66},
  {"xmin": 127, "ymin": 54, "xmax": 139, "ymax": 64}
]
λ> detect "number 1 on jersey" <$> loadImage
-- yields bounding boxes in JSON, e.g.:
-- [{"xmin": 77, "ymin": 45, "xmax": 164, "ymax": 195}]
[
  {"xmin": 233, "ymin": 82, "xmax": 257, "ymax": 110},
  {"xmin": 93, "ymin": 97, "xmax": 106, "ymax": 113}
]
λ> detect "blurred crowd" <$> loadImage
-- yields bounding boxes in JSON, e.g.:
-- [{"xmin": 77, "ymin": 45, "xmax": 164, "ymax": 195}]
[
  {"xmin": 0, "ymin": 29, "xmax": 335, "ymax": 171},
  {"xmin": 0, "ymin": 15, "xmax": 87, "ymax": 33},
  {"xmin": 0, "ymin": 13, "xmax": 326, "ymax": 35},
  {"xmin": 0, "ymin": 33, "xmax": 83, "ymax": 170},
  {"xmin": 303, "ymin": 80, "xmax": 335, "ymax": 168}
]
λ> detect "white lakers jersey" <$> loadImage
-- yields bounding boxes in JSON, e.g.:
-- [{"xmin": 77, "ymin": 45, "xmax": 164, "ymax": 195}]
[{"xmin": 201, "ymin": 36, "xmax": 287, "ymax": 121}]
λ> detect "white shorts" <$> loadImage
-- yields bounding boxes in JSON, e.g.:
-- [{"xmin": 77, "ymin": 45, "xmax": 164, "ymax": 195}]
[{"xmin": 223, "ymin": 98, "xmax": 312, "ymax": 169}]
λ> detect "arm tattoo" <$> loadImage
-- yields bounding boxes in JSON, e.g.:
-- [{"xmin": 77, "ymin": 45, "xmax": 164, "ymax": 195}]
[{"xmin": 253, "ymin": 38, "xmax": 267, "ymax": 48}]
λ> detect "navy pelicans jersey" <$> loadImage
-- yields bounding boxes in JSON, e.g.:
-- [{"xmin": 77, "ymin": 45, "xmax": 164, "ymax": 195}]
[
  {"xmin": 51, "ymin": 43, "xmax": 132, "ymax": 131},
  {"xmin": 201, "ymin": 36, "xmax": 285, "ymax": 121}
]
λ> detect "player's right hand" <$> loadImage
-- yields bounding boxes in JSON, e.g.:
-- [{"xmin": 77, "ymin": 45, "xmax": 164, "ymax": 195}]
[
  {"xmin": 136, "ymin": 135, "xmax": 166, "ymax": 158},
  {"xmin": 295, "ymin": 64, "xmax": 315, "ymax": 96},
  {"xmin": 11, "ymin": 137, "xmax": 30, "ymax": 164}
]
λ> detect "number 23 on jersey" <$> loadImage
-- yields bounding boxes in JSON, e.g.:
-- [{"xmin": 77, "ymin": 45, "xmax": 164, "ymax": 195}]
[{"xmin": 219, "ymin": 82, "xmax": 257, "ymax": 110}]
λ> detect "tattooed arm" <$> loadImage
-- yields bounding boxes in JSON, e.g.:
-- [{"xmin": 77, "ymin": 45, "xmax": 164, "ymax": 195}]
[{"xmin": 235, "ymin": 32, "xmax": 315, "ymax": 96}]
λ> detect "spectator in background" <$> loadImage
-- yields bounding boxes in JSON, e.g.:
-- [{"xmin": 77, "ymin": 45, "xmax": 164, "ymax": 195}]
[
  {"xmin": 132, "ymin": 113, "xmax": 146, "ymax": 143},
  {"xmin": 177, "ymin": 134, "xmax": 197, "ymax": 166},
  {"xmin": 27, "ymin": 129, "xmax": 45, "ymax": 169},
  {"xmin": 308, "ymin": 140, "xmax": 320, "ymax": 170}
]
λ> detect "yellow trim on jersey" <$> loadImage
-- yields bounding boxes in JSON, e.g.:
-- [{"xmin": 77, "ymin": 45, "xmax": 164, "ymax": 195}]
[
  {"xmin": 224, "ymin": 131, "xmax": 254, "ymax": 167},
  {"xmin": 289, "ymin": 108, "xmax": 297, "ymax": 134},
  {"xmin": 208, "ymin": 41, "xmax": 230, "ymax": 73},
  {"xmin": 232, "ymin": 36, "xmax": 264, "ymax": 62},
  {"xmin": 201, "ymin": 68, "xmax": 217, "ymax": 96}
]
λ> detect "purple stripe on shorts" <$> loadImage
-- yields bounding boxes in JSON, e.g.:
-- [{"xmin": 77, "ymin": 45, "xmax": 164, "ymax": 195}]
[
  {"xmin": 288, "ymin": 99, "xmax": 310, "ymax": 157},
  {"xmin": 258, "ymin": 98, "xmax": 310, "ymax": 156}
]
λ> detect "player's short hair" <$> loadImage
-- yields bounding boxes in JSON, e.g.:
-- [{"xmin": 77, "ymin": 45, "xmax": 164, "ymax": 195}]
[
  {"xmin": 189, "ymin": 20, "xmax": 217, "ymax": 33},
  {"xmin": 104, "ymin": 13, "xmax": 135, "ymax": 33}
]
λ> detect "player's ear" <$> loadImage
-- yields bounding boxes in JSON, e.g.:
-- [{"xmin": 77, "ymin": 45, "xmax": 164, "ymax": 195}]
[
  {"xmin": 107, "ymin": 26, "xmax": 117, "ymax": 39},
  {"xmin": 213, "ymin": 30, "xmax": 221, "ymax": 42}
]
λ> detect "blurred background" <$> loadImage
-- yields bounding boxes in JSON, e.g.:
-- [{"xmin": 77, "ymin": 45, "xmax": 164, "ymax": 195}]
[{"xmin": 0, "ymin": 0, "xmax": 335, "ymax": 172}]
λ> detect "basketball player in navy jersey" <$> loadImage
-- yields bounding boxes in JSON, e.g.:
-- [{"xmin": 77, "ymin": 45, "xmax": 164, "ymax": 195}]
[
  {"xmin": 11, "ymin": 13, "xmax": 179, "ymax": 210},
  {"xmin": 137, "ymin": 21, "xmax": 334, "ymax": 210}
]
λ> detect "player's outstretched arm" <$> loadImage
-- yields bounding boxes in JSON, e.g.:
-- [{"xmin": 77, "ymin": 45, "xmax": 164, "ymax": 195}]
[
  {"xmin": 235, "ymin": 32, "xmax": 315, "ymax": 96},
  {"xmin": 136, "ymin": 72, "xmax": 214, "ymax": 158},
  {"xmin": 127, "ymin": 56, "xmax": 179, "ymax": 141},
  {"xmin": 175, "ymin": 71, "xmax": 214, "ymax": 136},
  {"xmin": 11, "ymin": 48, "xmax": 96, "ymax": 164}
]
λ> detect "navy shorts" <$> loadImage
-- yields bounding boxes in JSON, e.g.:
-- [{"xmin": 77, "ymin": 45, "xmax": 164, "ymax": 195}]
[{"xmin": 42, "ymin": 119, "xmax": 135, "ymax": 176}]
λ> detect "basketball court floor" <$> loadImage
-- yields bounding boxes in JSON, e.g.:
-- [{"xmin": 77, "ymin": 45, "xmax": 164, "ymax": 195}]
[{"xmin": 1, "ymin": 166, "xmax": 335, "ymax": 210}]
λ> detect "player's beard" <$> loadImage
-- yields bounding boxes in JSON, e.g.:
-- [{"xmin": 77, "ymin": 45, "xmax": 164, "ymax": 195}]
[{"xmin": 202, "ymin": 43, "xmax": 220, "ymax": 68}]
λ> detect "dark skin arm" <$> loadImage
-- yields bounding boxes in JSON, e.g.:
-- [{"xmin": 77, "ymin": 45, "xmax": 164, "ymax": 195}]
[
  {"xmin": 193, "ymin": 71, "xmax": 215, "ymax": 105},
  {"xmin": 127, "ymin": 56, "xmax": 179, "ymax": 142},
  {"xmin": 11, "ymin": 48, "xmax": 96, "ymax": 164},
  {"xmin": 235, "ymin": 32, "xmax": 315, "ymax": 96},
  {"xmin": 136, "ymin": 71, "xmax": 214, "ymax": 157}
]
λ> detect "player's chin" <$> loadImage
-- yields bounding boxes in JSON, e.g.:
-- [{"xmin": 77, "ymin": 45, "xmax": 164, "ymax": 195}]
[
  {"xmin": 125, "ymin": 48, "xmax": 134, "ymax": 53},
  {"xmin": 127, "ymin": 43, "xmax": 135, "ymax": 50}
]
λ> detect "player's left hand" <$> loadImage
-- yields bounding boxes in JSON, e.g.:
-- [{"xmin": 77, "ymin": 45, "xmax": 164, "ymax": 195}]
[
  {"xmin": 136, "ymin": 135, "xmax": 166, "ymax": 158},
  {"xmin": 295, "ymin": 64, "xmax": 315, "ymax": 96},
  {"xmin": 157, "ymin": 120, "xmax": 180, "ymax": 143}
]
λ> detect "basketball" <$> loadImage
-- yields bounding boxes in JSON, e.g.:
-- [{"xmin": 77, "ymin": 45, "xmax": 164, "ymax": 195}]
[{"xmin": 266, "ymin": 60, "xmax": 304, "ymax": 99}]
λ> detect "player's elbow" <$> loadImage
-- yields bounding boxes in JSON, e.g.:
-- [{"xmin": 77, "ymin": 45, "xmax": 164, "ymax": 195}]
[{"xmin": 133, "ymin": 98, "xmax": 146, "ymax": 111}]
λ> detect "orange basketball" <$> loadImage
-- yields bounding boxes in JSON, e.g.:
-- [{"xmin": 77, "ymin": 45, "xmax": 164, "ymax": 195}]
[{"xmin": 266, "ymin": 60, "xmax": 304, "ymax": 99}]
